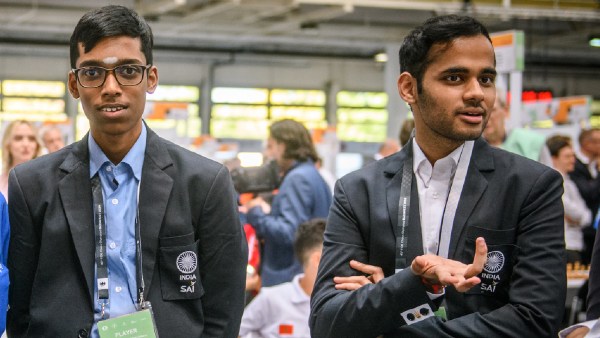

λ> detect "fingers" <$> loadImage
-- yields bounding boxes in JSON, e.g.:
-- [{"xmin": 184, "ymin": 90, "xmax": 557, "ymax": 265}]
[
  {"xmin": 464, "ymin": 237, "xmax": 487, "ymax": 279},
  {"xmin": 349, "ymin": 260, "xmax": 385, "ymax": 283},
  {"xmin": 333, "ymin": 275, "xmax": 372, "ymax": 291},
  {"xmin": 454, "ymin": 276, "xmax": 481, "ymax": 293}
]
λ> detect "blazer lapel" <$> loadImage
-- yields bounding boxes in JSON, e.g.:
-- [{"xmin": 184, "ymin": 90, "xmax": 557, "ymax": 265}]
[
  {"xmin": 384, "ymin": 139, "xmax": 424, "ymax": 270},
  {"xmin": 59, "ymin": 136, "xmax": 95, "ymax": 302},
  {"xmin": 138, "ymin": 128, "xmax": 173, "ymax": 298},
  {"xmin": 448, "ymin": 138, "xmax": 493, "ymax": 258}
]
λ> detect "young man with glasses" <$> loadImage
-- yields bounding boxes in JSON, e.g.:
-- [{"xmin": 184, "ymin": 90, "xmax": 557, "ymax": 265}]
[{"xmin": 7, "ymin": 5, "xmax": 247, "ymax": 338}]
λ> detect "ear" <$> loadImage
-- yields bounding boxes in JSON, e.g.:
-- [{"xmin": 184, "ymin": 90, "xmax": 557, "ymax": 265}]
[
  {"xmin": 397, "ymin": 72, "xmax": 417, "ymax": 104},
  {"xmin": 67, "ymin": 71, "xmax": 80, "ymax": 99},
  {"xmin": 146, "ymin": 66, "xmax": 159, "ymax": 94}
]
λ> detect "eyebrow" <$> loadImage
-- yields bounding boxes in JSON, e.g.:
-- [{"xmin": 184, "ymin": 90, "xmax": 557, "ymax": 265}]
[
  {"xmin": 441, "ymin": 67, "xmax": 497, "ymax": 76},
  {"xmin": 77, "ymin": 59, "xmax": 144, "ymax": 68}
]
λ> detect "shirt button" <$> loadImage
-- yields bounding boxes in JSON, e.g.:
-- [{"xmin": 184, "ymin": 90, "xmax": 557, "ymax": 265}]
[
  {"xmin": 111, "ymin": 198, "xmax": 118, "ymax": 205},
  {"xmin": 432, "ymin": 192, "xmax": 439, "ymax": 199},
  {"xmin": 109, "ymin": 242, "xmax": 117, "ymax": 249},
  {"xmin": 106, "ymin": 166, "xmax": 112, "ymax": 172},
  {"xmin": 115, "ymin": 286, "xmax": 122, "ymax": 293}
]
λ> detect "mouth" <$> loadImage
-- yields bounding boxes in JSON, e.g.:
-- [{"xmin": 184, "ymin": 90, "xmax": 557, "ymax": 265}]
[
  {"xmin": 458, "ymin": 109, "xmax": 485, "ymax": 124},
  {"xmin": 100, "ymin": 105, "xmax": 127, "ymax": 113}
]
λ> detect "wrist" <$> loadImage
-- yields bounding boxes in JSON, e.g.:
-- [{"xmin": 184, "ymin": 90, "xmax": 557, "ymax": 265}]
[{"xmin": 421, "ymin": 277, "xmax": 445, "ymax": 294}]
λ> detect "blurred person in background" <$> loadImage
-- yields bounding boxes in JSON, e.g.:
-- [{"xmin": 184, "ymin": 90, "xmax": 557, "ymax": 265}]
[
  {"xmin": 239, "ymin": 218, "xmax": 326, "ymax": 338},
  {"xmin": 0, "ymin": 120, "xmax": 41, "ymax": 198},
  {"xmin": 374, "ymin": 138, "xmax": 401, "ymax": 161},
  {"xmin": 547, "ymin": 135, "xmax": 591, "ymax": 264},
  {"xmin": 245, "ymin": 119, "xmax": 331, "ymax": 287},
  {"xmin": 483, "ymin": 91, "xmax": 551, "ymax": 165},
  {"xmin": 399, "ymin": 118, "xmax": 415, "ymax": 147},
  {"xmin": 570, "ymin": 128, "xmax": 600, "ymax": 265},
  {"xmin": 362, "ymin": 138, "xmax": 401, "ymax": 168},
  {"xmin": 39, "ymin": 124, "xmax": 66, "ymax": 154},
  {"xmin": 0, "ymin": 194, "xmax": 8, "ymax": 335}
]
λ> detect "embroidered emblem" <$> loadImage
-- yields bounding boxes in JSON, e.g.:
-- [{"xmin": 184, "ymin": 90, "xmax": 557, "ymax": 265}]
[
  {"xmin": 483, "ymin": 251, "xmax": 505, "ymax": 273},
  {"xmin": 176, "ymin": 251, "xmax": 197, "ymax": 274}
]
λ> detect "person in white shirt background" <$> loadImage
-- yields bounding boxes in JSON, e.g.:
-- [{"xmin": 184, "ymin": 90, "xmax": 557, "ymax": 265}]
[
  {"xmin": 547, "ymin": 135, "xmax": 592, "ymax": 264},
  {"xmin": 239, "ymin": 218, "xmax": 325, "ymax": 338}
]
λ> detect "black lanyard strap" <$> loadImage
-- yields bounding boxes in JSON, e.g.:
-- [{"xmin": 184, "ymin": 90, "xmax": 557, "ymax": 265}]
[
  {"xmin": 92, "ymin": 175, "xmax": 109, "ymax": 300},
  {"xmin": 396, "ymin": 146, "xmax": 413, "ymax": 272},
  {"xmin": 91, "ymin": 174, "xmax": 146, "ymax": 312}
]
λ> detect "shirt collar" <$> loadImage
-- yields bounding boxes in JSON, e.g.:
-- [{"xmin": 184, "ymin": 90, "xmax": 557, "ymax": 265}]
[
  {"xmin": 290, "ymin": 274, "xmax": 310, "ymax": 304},
  {"xmin": 412, "ymin": 139, "xmax": 473, "ymax": 187},
  {"xmin": 578, "ymin": 151, "xmax": 592, "ymax": 165},
  {"xmin": 412, "ymin": 140, "xmax": 466, "ymax": 173},
  {"xmin": 89, "ymin": 124, "xmax": 147, "ymax": 180}
]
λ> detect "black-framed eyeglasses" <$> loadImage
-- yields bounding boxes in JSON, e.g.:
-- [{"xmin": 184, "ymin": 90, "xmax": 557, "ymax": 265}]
[{"xmin": 71, "ymin": 64, "xmax": 152, "ymax": 88}]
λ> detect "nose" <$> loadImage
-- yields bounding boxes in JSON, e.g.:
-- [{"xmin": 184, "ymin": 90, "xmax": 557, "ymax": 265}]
[
  {"xmin": 101, "ymin": 70, "xmax": 122, "ymax": 96},
  {"xmin": 464, "ymin": 78, "xmax": 484, "ymax": 104}
]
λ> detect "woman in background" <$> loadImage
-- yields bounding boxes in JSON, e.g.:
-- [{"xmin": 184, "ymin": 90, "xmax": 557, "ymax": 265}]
[{"xmin": 0, "ymin": 120, "xmax": 41, "ymax": 199}]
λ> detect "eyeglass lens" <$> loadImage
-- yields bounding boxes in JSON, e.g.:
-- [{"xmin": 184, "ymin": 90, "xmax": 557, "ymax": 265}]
[{"xmin": 77, "ymin": 65, "xmax": 147, "ymax": 87}]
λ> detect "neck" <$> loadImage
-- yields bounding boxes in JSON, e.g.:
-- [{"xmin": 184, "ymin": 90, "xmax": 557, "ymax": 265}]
[
  {"xmin": 298, "ymin": 273, "xmax": 316, "ymax": 296},
  {"xmin": 280, "ymin": 158, "xmax": 295, "ymax": 173},
  {"xmin": 582, "ymin": 150, "xmax": 595, "ymax": 161},
  {"xmin": 91, "ymin": 126, "xmax": 142, "ymax": 164},
  {"xmin": 414, "ymin": 133, "xmax": 463, "ymax": 165}
]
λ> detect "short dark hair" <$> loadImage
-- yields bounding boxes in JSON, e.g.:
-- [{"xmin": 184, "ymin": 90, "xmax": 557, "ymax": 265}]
[
  {"xmin": 294, "ymin": 218, "xmax": 326, "ymax": 266},
  {"xmin": 578, "ymin": 128, "xmax": 599, "ymax": 146},
  {"xmin": 546, "ymin": 134, "xmax": 572, "ymax": 157},
  {"xmin": 399, "ymin": 15, "xmax": 492, "ymax": 93},
  {"xmin": 70, "ymin": 5, "xmax": 153, "ymax": 68},
  {"xmin": 270, "ymin": 119, "xmax": 319, "ymax": 162}
]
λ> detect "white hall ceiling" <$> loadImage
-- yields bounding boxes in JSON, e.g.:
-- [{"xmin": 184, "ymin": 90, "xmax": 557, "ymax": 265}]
[{"xmin": 0, "ymin": 0, "xmax": 599, "ymax": 68}]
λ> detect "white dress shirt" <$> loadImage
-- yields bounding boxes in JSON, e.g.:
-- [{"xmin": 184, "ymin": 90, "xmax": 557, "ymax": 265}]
[
  {"xmin": 562, "ymin": 174, "xmax": 591, "ymax": 251},
  {"xmin": 412, "ymin": 140, "xmax": 474, "ymax": 256},
  {"xmin": 239, "ymin": 274, "xmax": 310, "ymax": 338}
]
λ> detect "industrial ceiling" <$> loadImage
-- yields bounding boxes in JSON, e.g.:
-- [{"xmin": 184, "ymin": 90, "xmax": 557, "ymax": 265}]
[{"xmin": 0, "ymin": 0, "xmax": 598, "ymax": 68}]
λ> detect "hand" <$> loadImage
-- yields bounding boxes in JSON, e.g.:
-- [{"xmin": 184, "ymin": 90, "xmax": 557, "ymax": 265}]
[
  {"xmin": 566, "ymin": 326, "xmax": 590, "ymax": 338},
  {"xmin": 333, "ymin": 260, "xmax": 385, "ymax": 291},
  {"xmin": 411, "ymin": 237, "xmax": 487, "ymax": 293},
  {"xmin": 565, "ymin": 215, "xmax": 579, "ymax": 226},
  {"xmin": 245, "ymin": 270, "xmax": 261, "ymax": 292},
  {"xmin": 245, "ymin": 197, "xmax": 270, "ymax": 213}
]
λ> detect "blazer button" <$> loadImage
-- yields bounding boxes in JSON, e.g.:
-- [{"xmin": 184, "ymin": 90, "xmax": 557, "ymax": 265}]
[{"xmin": 78, "ymin": 329, "xmax": 88, "ymax": 338}]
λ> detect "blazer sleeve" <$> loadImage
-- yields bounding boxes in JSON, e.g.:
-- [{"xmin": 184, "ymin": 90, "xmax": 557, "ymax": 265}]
[
  {"xmin": 197, "ymin": 166, "xmax": 248, "ymax": 338},
  {"xmin": 247, "ymin": 170, "xmax": 316, "ymax": 250},
  {"xmin": 6, "ymin": 169, "xmax": 40, "ymax": 338},
  {"xmin": 588, "ymin": 224, "xmax": 600, "ymax": 319},
  {"xmin": 310, "ymin": 178, "xmax": 438, "ymax": 337}
]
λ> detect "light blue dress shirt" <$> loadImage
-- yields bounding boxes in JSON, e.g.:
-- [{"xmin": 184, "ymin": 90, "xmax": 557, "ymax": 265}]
[{"xmin": 88, "ymin": 125, "xmax": 146, "ymax": 338}]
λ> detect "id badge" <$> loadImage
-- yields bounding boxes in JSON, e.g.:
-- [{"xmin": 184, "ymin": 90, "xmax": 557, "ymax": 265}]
[{"xmin": 98, "ymin": 306, "xmax": 159, "ymax": 338}]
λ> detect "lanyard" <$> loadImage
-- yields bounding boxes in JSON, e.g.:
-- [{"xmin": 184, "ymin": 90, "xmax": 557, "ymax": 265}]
[
  {"xmin": 92, "ymin": 174, "xmax": 146, "ymax": 318},
  {"xmin": 395, "ymin": 147, "xmax": 413, "ymax": 273},
  {"xmin": 395, "ymin": 141, "xmax": 467, "ymax": 272}
]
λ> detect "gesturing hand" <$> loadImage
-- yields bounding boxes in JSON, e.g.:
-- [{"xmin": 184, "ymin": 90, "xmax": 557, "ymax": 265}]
[{"xmin": 411, "ymin": 237, "xmax": 487, "ymax": 293}]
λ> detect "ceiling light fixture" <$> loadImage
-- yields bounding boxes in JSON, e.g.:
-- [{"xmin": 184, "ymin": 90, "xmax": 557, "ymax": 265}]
[{"xmin": 374, "ymin": 52, "xmax": 388, "ymax": 63}]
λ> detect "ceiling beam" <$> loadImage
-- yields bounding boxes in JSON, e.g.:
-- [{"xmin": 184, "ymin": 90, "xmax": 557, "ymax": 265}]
[{"xmin": 293, "ymin": 0, "xmax": 600, "ymax": 21}]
